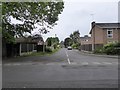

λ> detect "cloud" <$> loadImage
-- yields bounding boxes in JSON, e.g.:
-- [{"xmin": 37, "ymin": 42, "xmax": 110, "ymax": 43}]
[{"xmin": 34, "ymin": 1, "xmax": 119, "ymax": 41}]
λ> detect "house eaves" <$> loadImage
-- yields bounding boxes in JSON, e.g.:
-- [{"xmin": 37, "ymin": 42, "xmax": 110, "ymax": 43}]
[
  {"xmin": 95, "ymin": 23, "xmax": 120, "ymax": 29},
  {"xmin": 15, "ymin": 37, "xmax": 44, "ymax": 44},
  {"xmin": 89, "ymin": 23, "xmax": 120, "ymax": 34}
]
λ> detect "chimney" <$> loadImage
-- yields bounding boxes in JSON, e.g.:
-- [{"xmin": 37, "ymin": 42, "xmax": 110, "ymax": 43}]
[{"xmin": 91, "ymin": 21, "xmax": 95, "ymax": 28}]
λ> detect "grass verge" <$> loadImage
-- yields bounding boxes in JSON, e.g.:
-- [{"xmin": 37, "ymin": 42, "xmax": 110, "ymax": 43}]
[{"xmin": 21, "ymin": 48, "xmax": 60, "ymax": 57}]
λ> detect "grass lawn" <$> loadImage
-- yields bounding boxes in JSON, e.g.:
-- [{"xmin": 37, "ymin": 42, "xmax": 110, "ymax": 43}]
[{"xmin": 21, "ymin": 48, "xmax": 60, "ymax": 57}]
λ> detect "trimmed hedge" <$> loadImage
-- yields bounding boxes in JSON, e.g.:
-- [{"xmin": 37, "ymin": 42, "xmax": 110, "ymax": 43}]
[{"xmin": 94, "ymin": 42, "xmax": 120, "ymax": 55}]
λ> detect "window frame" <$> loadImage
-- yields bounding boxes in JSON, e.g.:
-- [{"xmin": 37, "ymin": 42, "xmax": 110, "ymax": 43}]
[{"xmin": 107, "ymin": 29, "xmax": 113, "ymax": 38}]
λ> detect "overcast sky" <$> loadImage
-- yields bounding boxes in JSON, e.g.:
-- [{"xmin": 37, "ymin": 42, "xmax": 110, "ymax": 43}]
[
  {"xmin": 11, "ymin": 0, "xmax": 119, "ymax": 41},
  {"xmin": 40, "ymin": 0, "xmax": 119, "ymax": 41}
]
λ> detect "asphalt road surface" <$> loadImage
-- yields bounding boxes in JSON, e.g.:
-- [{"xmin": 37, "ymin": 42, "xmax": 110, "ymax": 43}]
[{"xmin": 2, "ymin": 48, "xmax": 119, "ymax": 88}]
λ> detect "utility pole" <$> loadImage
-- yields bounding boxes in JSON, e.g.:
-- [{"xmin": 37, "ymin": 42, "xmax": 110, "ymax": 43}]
[
  {"xmin": 90, "ymin": 14, "xmax": 95, "ymax": 21},
  {"xmin": 90, "ymin": 14, "xmax": 95, "ymax": 51},
  {"xmin": 54, "ymin": 34, "xmax": 57, "ymax": 49}
]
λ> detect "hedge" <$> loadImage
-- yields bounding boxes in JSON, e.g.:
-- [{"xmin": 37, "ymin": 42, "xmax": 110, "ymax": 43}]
[{"xmin": 94, "ymin": 42, "xmax": 120, "ymax": 55}]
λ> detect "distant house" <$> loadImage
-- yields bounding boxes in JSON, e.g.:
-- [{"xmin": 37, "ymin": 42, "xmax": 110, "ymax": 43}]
[
  {"xmin": 80, "ymin": 35, "xmax": 92, "ymax": 51},
  {"xmin": 2, "ymin": 34, "xmax": 44, "ymax": 57},
  {"xmin": 80, "ymin": 22, "xmax": 120, "ymax": 51}
]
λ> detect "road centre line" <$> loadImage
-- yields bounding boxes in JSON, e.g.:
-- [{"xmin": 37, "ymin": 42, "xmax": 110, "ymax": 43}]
[
  {"xmin": 66, "ymin": 54, "xmax": 68, "ymax": 57},
  {"xmin": 102, "ymin": 62, "xmax": 112, "ymax": 65},
  {"xmin": 12, "ymin": 63, "xmax": 21, "ymax": 66},
  {"xmin": 112, "ymin": 62, "xmax": 118, "ymax": 65},
  {"xmin": 67, "ymin": 58, "xmax": 71, "ymax": 64},
  {"xmin": 92, "ymin": 62, "xmax": 101, "ymax": 65},
  {"xmin": 4, "ymin": 64, "xmax": 11, "ymax": 66},
  {"xmin": 81, "ymin": 62, "xmax": 89, "ymax": 65},
  {"xmin": 65, "ymin": 51, "xmax": 71, "ymax": 64}
]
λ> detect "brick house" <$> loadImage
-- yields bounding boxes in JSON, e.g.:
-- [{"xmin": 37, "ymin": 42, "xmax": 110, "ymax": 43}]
[
  {"xmin": 90, "ymin": 22, "xmax": 120, "ymax": 51},
  {"xmin": 80, "ymin": 22, "xmax": 120, "ymax": 51}
]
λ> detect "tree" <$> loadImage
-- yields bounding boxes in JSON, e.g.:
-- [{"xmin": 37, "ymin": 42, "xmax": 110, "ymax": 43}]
[
  {"xmin": 46, "ymin": 37, "xmax": 59, "ymax": 46},
  {"xmin": 2, "ymin": 2, "xmax": 64, "ymax": 43},
  {"xmin": 46, "ymin": 37, "xmax": 52, "ymax": 46},
  {"xmin": 70, "ymin": 30, "xmax": 80, "ymax": 44},
  {"xmin": 64, "ymin": 37, "xmax": 72, "ymax": 48},
  {"xmin": 54, "ymin": 37, "xmax": 59, "ymax": 44},
  {"xmin": 69, "ymin": 30, "xmax": 80, "ymax": 49},
  {"xmin": 0, "ymin": 9, "xmax": 1, "ymax": 34},
  {"xmin": 60, "ymin": 41, "xmax": 64, "ymax": 47}
]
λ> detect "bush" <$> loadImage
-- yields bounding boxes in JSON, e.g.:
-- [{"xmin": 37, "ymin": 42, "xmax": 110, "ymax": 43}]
[
  {"xmin": 103, "ymin": 43, "xmax": 114, "ymax": 55},
  {"xmin": 103, "ymin": 42, "xmax": 120, "ymax": 55},
  {"xmin": 72, "ymin": 44, "xmax": 76, "ymax": 49},
  {"xmin": 72, "ymin": 43, "xmax": 80, "ymax": 49},
  {"xmin": 113, "ymin": 42, "xmax": 120, "ymax": 55},
  {"xmin": 93, "ymin": 47, "xmax": 103, "ymax": 54},
  {"xmin": 45, "ymin": 47, "xmax": 52, "ymax": 52},
  {"xmin": 94, "ymin": 42, "xmax": 120, "ymax": 55},
  {"xmin": 53, "ymin": 44, "xmax": 57, "ymax": 49}
]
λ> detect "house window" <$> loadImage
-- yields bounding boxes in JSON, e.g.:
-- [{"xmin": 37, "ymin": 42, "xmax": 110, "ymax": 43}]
[
  {"xmin": 85, "ymin": 39, "xmax": 89, "ymax": 42},
  {"xmin": 107, "ymin": 29, "xmax": 113, "ymax": 38}
]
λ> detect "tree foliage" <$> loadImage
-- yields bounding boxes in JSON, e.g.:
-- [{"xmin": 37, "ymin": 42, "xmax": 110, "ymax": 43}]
[
  {"xmin": 70, "ymin": 30, "xmax": 80, "ymax": 44},
  {"xmin": 2, "ymin": 2, "xmax": 64, "ymax": 43},
  {"xmin": 64, "ymin": 37, "xmax": 72, "ymax": 48},
  {"xmin": 63, "ymin": 30, "xmax": 80, "ymax": 48},
  {"xmin": 46, "ymin": 37, "xmax": 59, "ymax": 46}
]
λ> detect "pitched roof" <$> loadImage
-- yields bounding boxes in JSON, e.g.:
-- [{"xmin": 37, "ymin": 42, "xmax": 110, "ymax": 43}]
[
  {"xmin": 89, "ymin": 22, "xmax": 120, "ymax": 34},
  {"xmin": 96, "ymin": 23, "xmax": 119, "ymax": 28},
  {"xmin": 15, "ymin": 36, "xmax": 44, "ymax": 44}
]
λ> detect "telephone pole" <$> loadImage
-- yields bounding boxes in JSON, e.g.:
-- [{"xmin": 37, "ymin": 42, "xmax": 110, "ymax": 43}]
[{"xmin": 90, "ymin": 14, "xmax": 95, "ymax": 21}]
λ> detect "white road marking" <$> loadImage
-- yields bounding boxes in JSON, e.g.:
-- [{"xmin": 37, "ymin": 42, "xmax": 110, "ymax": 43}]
[
  {"xmin": 12, "ymin": 63, "xmax": 21, "ymax": 66},
  {"xmin": 67, "ymin": 58, "xmax": 71, "ymax": 64},
  {"xmin": 4, "ymin": 64, "xmax": 11, "ymax": 66},
  {"xmin": 112, "ymin": 62, "xmax": 118, "ymax": 65},
  {"xmin": 22, "ymin": 63, "xmax": 32, "ymax": 65},
  {"xmin": 66, "ymin": 54, "xmax": 69, "ymax": 57},
  {"xmin": 102, "ymin": 62, "xmax": 112, "ymax": 65},
  {"xmin": 92, "ymin": 62, "xmax": 101, "ymax": 65},
  {"xmin": 81, "ymin": 62, "xmax": 88, "ymax": 65},
  {"xmin": 3, "ymin": 63, "xmax": 32, "ymax": 66},
  {"xmin": 70, "ymin": 62, "xmax": 77, "ymax": 65},
  {"xmin": 65, "ymin": 51, "xmax": 71, "ymax": 64}
]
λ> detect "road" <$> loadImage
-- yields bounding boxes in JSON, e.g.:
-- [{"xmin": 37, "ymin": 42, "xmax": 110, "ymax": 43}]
[{"xmin": 2, "ymin": 48, "xmax": 119, "ymax": 88}]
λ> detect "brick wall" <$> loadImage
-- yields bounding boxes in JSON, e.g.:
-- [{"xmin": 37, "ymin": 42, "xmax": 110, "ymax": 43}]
[
  {"xmin": 80, "ymin": 37, "xmax": 92, "ymax": 51},
  {"xmin": 103, "ymin": 28, "xmax": 120, "ymax": 44},
  {"xmin": 91, "ymin": 25, "xmax": 120, "ymax": 51}
]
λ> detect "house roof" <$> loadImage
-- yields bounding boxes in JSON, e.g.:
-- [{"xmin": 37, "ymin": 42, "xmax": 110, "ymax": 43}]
[
  {"xmin": 89, "ymin": 22, "xmax": 120, "ymax": 34},
  {"xmin": 96, "ymin": 23, "xmax": 119, "ymax": 28},
  {"xmin": 15, "ymin": 36, "xmax": 44, "ymax": 44}
]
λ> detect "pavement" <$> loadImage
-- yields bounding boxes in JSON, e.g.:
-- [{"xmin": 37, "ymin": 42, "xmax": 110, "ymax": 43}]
[
  {"xmin": 2, "ymin": 48, "xmax": 119, "ymax": 88},
  {"xmin": 80, "ymin": 50, "xmax": 119, "ymax": 59}
]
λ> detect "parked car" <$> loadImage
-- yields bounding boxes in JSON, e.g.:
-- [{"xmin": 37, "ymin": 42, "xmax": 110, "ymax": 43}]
[{"xmin": 67, "ymin": 46, "xmax": 72, "ymax": 50}]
